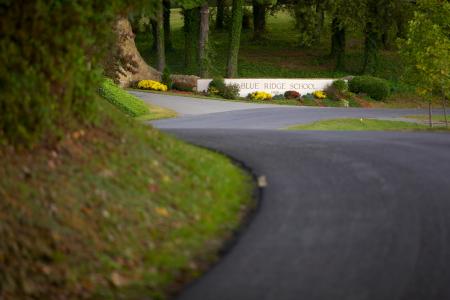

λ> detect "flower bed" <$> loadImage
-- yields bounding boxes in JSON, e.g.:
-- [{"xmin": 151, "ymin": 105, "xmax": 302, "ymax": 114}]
[
  {"xmin": 248, "ymin": 91, "xmax": 272, "ymax": 101},
  {"xmin": 137, "ymin": 80, "xmax": 168, "ymax": 92},
  {"xmin": 313, "ymin": 90, "xmax": 327, "ymax": 99}
]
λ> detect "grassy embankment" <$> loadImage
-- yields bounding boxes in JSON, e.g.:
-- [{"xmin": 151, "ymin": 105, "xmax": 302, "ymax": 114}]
[
  {"xmin": 287, "ymin": 118, "xmax": 450, "ymax": 131},
  {"xmin": 99, "ymin": 79, "xmax": 177, "ymax": 121},
  {"xmin": 0, "ymin": 82, "xmax": 253, "ymax": 299},
  {"xmin": 136, "ymin": 9, "xmax": 443, "ymax": 109}
]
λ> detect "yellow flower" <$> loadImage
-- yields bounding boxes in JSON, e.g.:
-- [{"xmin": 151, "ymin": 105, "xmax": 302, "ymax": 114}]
[
  {"xmin": 137, "ymin": 80, "xmax": 168, "ymax": 92},
  {"xmin": 249, "ymin": 91, "xmax": 272, "ymax": 100},
  {"xmin": 313, "ymin": 90, "xmax": 326, "ymax": 99}
]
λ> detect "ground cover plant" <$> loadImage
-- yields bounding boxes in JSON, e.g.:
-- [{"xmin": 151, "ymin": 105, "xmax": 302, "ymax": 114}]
[
  {"xmin": 287, "ymin": 118, "xmax": 450, "ymax": 131},
  {"xmin": 0, "ymin": 96, "xmax": 253, "ymax": 299},
  {"xmin": 100, "ymin": 79, "xmax": 176, "ymax": 120}
]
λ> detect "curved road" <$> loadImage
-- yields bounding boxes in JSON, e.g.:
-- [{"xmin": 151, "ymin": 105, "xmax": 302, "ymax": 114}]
[{"xmin": 134, "ymin": 92, "xmax": 450, "ymax": 300}]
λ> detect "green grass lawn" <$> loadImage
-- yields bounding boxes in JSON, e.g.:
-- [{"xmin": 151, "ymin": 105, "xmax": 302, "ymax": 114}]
[
  {"xmin": 0, "ymin": 93, "xmax": 253, "ymax": 299},
  {"xmin": 287, "ymin": 118, "xmax": 450, "ymax": 131},
  {"xmin": 404, "ymin": 114, "xmax": 450, "ymax": 123}
]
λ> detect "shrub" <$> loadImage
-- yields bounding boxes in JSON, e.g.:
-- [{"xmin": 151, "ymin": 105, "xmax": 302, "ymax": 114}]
[
  {"xmin": 302, "ymin": 93, "xmax": 315, "ymax": 100},
  {"xmin": 0, "ymin": 1, "xmax": 123, "ymax": 146},
  {"xmin": 162, "ymin": 68, "xmax": 172, "ymax": 89},
  {"xmin": 99, "ymin": 79, "xmax": 149, "ymax": 117},
  {"xmin": 313, "ymin": 90, "xmax": 327, "ymax": 99},
  {"xmin": 332, "ymin": 79, "xmax": 348, "ymax": 92},
  {"xmin": 284, "ymin": 90, "xmax": 301, "ymax": 99},
  {"xmin": 272, "ymin": 94, "xmax": 285, "ymax": 100},
  {"xmin": 349, "ymin": 76, "xmax": 390, "ymax": 101},
  {"xmin": 340, "ymin": 99, "xmax": 350, "ymax": 107},
  {"xmin": 222, "ymin": 84, "xmax": 240, "ymax": 99},
  {"xmin": 324, "ymin": 85, "xmax": 340, "ymax": 101},
  {"xmin": 172, "ymin": 81, "xmax": 194, "ymax": 92},
  {"xmin": 248, "ymin": 91, "xmax": 272, "ymax": 101},
  {"xmin": 208, "ymin": 77, "xmax": 226, "ymax": 94},
  {"xmin": 137, "ymin": 80, "xmax": 168, "ymax": 91}
]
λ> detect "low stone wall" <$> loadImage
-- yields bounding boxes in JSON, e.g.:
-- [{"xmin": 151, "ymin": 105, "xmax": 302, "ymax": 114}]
[{"xmin": 170, "ymin": 74, "xmax": 200, "ymax": 91}]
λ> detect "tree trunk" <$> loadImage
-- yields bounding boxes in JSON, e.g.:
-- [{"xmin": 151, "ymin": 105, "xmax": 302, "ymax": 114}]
[
  {"xmin": 184, "ymin": 8, "xmax": 200, "ymax": 74},
  {"xmin": 428, "ymin": 101, "xmax": 433, "ymax": 128},
  {"xmin": 252, "ymin": 0, "xmax": 266, "ymax": 39},
  {"xmin": 314, "ymin": 3, "xmax": 325, "ymax": 43},
  {"xmin": 227, "ymin": 0, "xmax": 244, "ymax": 78},
  {"xmin": 362, "ymin": 21, "xmax": 379, "ymax": 74},
  {"xmin": 216, "ymin": 0, "xmax": 225, "ymax": 30},
  {"xmin": 199, "ymin": 2, "xmax": 209, "ymax": 77},
  {"xmin": 163, "ymin": 0, "xmax": 173, "ymax": 50},
  {"xmin": 381, "ymin": 29, "xmax": 390, "ymax": 49},
  {"xmin": 443, "ymin": 92, "xmax": 449, "ymax": 128},
  {"xmin": 330, "ymin": 18, "xmax": 346, "ymax": 71},
  {"xmin": 151, "ymin": 20, "xmax": 158, "ymax": 51},
  {"xmin": 156, "ymin": 2, "xmax": 165, "ymax": 71},
  {"xmin": 105, "ymin": 17, "xmax": 161, "ymax": 87}
]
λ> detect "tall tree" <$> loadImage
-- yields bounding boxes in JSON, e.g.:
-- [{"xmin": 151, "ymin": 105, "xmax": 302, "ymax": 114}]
[
  {"xmin": 227, "ymin": 0, "xmax": 244, "ymax": 77},
  {"xmin": 183, "ymin": 7, "xmax": 201, "ymax": 73},
  {"xmin": 151, "ymin": 20, "xmax": 158, "ymax": 50},
  {"xmin": 216, "ymin": 0, "xmax": 225, "ymax": 30},
  {"xmin": 156, "ymin": 0, "xmax": 166, "ymax": 71},
  {"xmin": 399, "ymin": 0, "xmax": 450, "ymax": 127},
  {"xmin": 252, "ymin": 0, "xmax": 266, "ymax": 39},
  {"xmin": 199, "ymin": 2, "xmax": 210, "ymax": 77},
  {"xmin": 362, "ymin": 10, "xmax": 379, "ymax": 74},
  {"xmin": 330, "ymin": 17, "xmax": 346, "ymax": 70},
  {"xmin": 163, "ymin": 0, "xmax": 173, "ymax": 50},
  {"xmin": 178, "ymin": 0, "xmax": 208, "ymax": 75},
  {"xmin": 329, "ymin": 0, "xmax": 365, "ymax": 70}
]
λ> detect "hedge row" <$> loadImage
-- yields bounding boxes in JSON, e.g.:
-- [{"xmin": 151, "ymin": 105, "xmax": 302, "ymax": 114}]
[{"xmin": 98, "ymin": 80, "xmax": 150, "ymax": 117}]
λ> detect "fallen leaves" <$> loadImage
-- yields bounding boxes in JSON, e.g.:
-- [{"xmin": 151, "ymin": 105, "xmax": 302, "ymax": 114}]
[
  {"xmin": 110, "ymin": 271, "xmax": 128, "ymax": 287},
  {"xmin": 154, "ymin": 207, "xmax": 170, "ymax": 218}
]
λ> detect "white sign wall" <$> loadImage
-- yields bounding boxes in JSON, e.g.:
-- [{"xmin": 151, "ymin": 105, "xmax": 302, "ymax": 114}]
[{"xmin": 197, "ymin": 78, "xmax": 336, "ymax": 97}]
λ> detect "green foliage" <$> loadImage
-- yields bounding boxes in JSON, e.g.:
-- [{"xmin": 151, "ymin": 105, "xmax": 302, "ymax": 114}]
[
  {"xmin": 175, "ymin": 0, "xmax": 205, "ymax": 10},
  {"xmin": 162, "ymin": 67, "xmax": 173, "ymax": 88},
  {"xmin": 98, "ymin": 79, "xmax": 150, "ymax": 117},
  {"xmin": 291, "ymin": 1, "xmax": 320, "ymax": 47},
  {"xmin": 227, "ymin": 0, "xmax": 244, "ymax": 77},
  {"xmin": 0, "ymin": 0, "xmax": 129, "ymax": 146},
  {"xmin": 273, "ymin": 94, "xmax": 286, "ymax": 100},
  {"xmin": 208, "ymin": 77, "xmax": 226, "ymax": 94},
  {"xmin": 207, "ymin": 78, "xmax": 240, "ymax": 99},
  {"xmin": 349, "ymin": 76, "xmax": 390, "ymax": 100},
  {"xmin": 326, "ymin": 79, "xmax": 348, "ymax": 101},
  {"xmin": 222, "ymin": 84, "xmax": 241, "ymax": 99},
  {"xmin": 183, "ymin": 7, "xmax": 200, "ymax": 75},
  {"xmin": 398, "ymin": 0, "xmax": 450, "ymax": 100},
  {"xmin": 332, "ymin": 79, "xmax": 348, "ymax": 92}
]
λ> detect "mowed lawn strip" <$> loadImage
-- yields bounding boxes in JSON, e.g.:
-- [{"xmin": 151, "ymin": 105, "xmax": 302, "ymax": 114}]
[
  {"xmin": 287, "ymin": 118, "xmax": 450, "ymax": 131},
  {"xmin": 404, "ymin": 114, "xmax": 450, "ymax": 123},
  {"xmin": 0, "ymin": 96, "xmax": 253, "ymax": 299}
]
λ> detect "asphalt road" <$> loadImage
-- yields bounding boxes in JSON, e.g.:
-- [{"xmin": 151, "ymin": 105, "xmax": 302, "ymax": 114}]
[{"xmin": 133, "ymin": 92, "xmax": 450, "ymax": 300}]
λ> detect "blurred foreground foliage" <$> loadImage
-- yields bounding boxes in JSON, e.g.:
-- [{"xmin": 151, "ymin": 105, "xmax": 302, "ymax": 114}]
[{"xmin": 0, "ymin": 0, "xmax": 146, "ymax": 147}]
